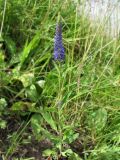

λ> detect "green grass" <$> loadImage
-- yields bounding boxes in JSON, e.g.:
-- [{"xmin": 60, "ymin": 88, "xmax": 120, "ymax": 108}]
[{"xmin": 0, "ymin": 0, "xmax": 120, "ymax": 160}]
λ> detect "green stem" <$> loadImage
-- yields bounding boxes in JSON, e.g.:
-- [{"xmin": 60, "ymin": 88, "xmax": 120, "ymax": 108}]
[{"xmin": 0, "ymin": 0, "xmax": 7, "ymax": 38}]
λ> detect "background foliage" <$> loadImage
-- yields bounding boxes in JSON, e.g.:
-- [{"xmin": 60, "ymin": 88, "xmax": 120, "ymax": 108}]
[{"xmin": 0, "ymin": 0, "xmax": 120, "ymax": 160}]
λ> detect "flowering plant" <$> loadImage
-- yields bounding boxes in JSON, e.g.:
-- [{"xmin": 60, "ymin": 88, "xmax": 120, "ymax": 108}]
[{"xmin": 53, "ymin": 21, "xmax": 65, "ymax": 61}]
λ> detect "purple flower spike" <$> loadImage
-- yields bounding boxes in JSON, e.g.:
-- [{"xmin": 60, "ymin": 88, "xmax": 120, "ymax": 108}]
[{"xmin": 53, "ymin": 22, "xmax": 65, "ymax": 61}]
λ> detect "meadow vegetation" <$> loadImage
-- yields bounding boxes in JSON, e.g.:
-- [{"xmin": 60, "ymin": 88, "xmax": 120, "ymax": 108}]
[{"xmin": 0, "ymin": 0, "xmax": 120, "ymax": 159}]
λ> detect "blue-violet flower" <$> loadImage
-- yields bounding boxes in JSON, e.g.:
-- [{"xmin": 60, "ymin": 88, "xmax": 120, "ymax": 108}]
[{"xmin": 53, "ymin": 22, "xmax": 65, "ymax": 61}]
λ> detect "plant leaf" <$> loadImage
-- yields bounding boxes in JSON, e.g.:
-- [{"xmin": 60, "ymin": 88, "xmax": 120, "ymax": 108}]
[
  {"xmin": 31, "ymin": 113, "xmax": 43, "ymax": 137},
  {"xmin": 20, "ymin": 32, "xmax": 40, "ymax": 66},
  {"xmin": 43, "ymin": 149, "xmax": 56, "ymax": 157},
  {"xmin": 40, "ymin": 108, "xmax": 57, "ymax": 131},
  {"xmin": 5, "ymin": 36, "xmax": 16, "ymax": 56},
  {"xmin": 88, "ymin": 108, "xmax": 107, "ymax": 133}
]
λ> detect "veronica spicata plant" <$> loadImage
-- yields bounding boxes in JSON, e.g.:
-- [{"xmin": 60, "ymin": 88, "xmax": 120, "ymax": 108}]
[{"xmin": 53, "ymin": 21, "xmax": 65, "ymax": 61}]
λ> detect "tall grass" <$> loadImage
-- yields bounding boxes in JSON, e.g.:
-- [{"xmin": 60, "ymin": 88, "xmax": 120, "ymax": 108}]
[{"xmin": 0, "ymin": 0, "xmax": 120, "ymax": 159}]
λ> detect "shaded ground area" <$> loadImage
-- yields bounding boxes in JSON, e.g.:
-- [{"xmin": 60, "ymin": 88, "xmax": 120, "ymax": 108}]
[
  {"xmin": 9, "ymin": 140, "xmax": 52, "ymax": 160},
  {"xmin": 0, "ymin": 116, "xmax": 52, "ymax": 160},
  {"xmin": 0, "ymin": 116, "xmax": 94, "ymax": 160}
]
